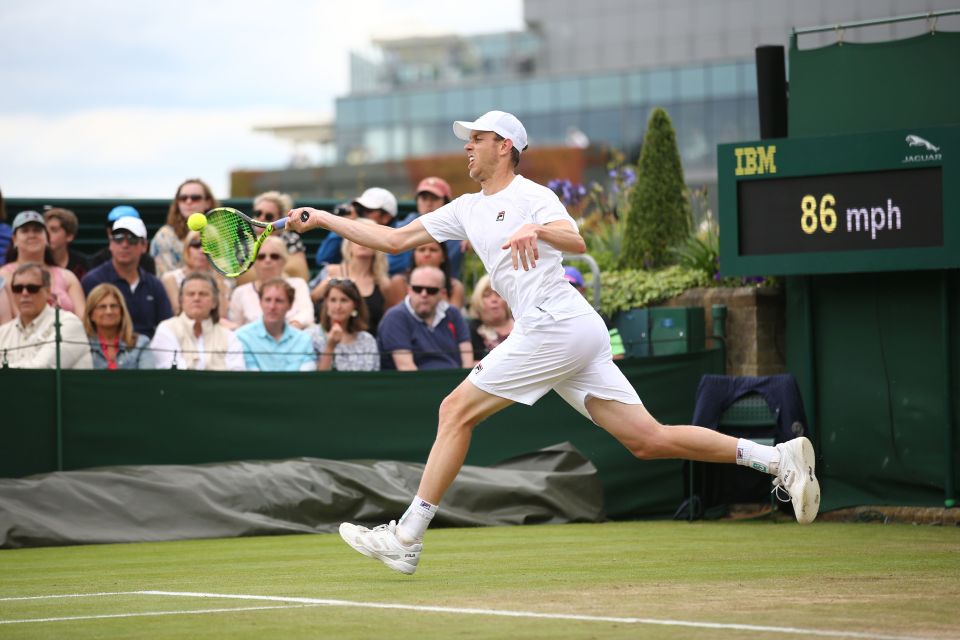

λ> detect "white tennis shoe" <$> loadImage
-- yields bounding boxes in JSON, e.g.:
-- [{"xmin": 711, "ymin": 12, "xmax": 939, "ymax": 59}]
[
  {"xmin": 772, "ymin": 436, "xmax": 821, "ymax": 524},
  {"xmin": 339, "ymin": 520, "xmax": 422, "ymax": 575}
]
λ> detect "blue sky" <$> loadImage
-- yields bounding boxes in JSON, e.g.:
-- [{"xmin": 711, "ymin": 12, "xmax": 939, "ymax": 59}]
[{"xmin": 0, "ymin": 1, "xmax": 523, "ymax": 199}]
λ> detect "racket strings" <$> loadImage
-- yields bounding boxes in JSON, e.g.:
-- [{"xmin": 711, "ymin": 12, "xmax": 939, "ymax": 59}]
[{"xmin": 203, "ymin": 210, "xmax": 258, "ymax": 277}]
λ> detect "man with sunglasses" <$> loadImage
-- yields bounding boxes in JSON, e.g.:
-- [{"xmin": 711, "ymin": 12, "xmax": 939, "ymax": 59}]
[
  {"xmin": 376, "ymin": 265, "xmax": 472, "ymax": 371},
  {"xmin": 88, "ymin": 206, "xmax": 157, "ymax": 275},
  {"xmin": 81, "ymin": 217, "xmax": 172, "ymax": 338},
  {"xmin": 0, "ymin": 262, "xmax": 92, "ymax": 369},
  {"xmin": 289, "ymin": 109, "xmax": 819, "ymax": 575}
]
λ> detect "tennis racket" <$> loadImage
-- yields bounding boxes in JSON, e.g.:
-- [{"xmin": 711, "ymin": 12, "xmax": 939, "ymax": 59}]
[{"xmin": 200, "ymin": 207, "xmax": 308, "ymax": 278}]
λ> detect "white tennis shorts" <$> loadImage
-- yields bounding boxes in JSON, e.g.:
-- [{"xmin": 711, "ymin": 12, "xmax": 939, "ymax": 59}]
[{"xmin": 468, "ymin": 309, "xmax": 642, "ymax": 420}]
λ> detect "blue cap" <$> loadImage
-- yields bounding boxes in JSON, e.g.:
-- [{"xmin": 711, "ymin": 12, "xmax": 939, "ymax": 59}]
[
  {"xmin": 107, "ymin": 205, "xmax": 140, "ymax": 222},
  {"xmin": 563, "ymin": 266, "xmax": 585, "ymax": 288}
]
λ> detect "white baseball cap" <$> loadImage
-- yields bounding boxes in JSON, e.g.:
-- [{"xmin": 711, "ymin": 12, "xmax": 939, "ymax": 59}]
[
  {"xmin": 353, "ymin": 187, "xmax": 398, "ymax": 218},
  {"xmin": 112, "ymin": 216, "xmax": 147, "ymax": 240},
  {"xmin": 453, "ymin": 110, "xmax": 528, "ymax": 153}
]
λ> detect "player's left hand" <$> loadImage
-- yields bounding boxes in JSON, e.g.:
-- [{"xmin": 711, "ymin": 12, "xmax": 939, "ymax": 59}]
[{"xmin": 502, "ymin": 224, "xmax": 540, "ymax": 270}]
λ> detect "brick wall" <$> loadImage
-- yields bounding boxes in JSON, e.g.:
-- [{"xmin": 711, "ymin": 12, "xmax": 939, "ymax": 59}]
[{"xmin": 663, "ymin": 286, "xmax": 785, "ymax": 377}]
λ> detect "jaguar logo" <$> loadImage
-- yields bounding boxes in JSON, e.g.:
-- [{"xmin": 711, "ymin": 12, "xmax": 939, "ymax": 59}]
[{"xmin": 905, "ymin": 134, "xmax": 939, "ymax": 153}]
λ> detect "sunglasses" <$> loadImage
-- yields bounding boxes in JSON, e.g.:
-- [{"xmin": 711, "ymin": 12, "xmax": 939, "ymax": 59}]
[
  {"xmin": 12, "ymin": 283, "xmax": 44, "ymax": 294},
  {"xmin": 178, "ymin": 193, "xmax": 205, "ymax": 202},
  {"xmin": 110, "ymin": 233, "xmax": 143, "ymax": 245},
  {"xmin": 254, "ymin": 209, "xmax": 277, "ymax": 222},
  {"xmin": 411, "ymin": 285, "xmax": 441, "ymax": 296},
  {"xmin": 256, "ymin": 253, "xmax": 284, "ymax": 261}
]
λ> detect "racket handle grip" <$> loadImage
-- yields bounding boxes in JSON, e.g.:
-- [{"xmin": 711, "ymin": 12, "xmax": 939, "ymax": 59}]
[{"xmin": 273, "ymin": 211, "xmax": 311, "ymax": 231}]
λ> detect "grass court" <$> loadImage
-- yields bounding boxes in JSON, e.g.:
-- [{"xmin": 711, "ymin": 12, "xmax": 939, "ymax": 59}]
[{"xmin": 1, "ymin": 520, "xmax": 958, "ymax": 639}]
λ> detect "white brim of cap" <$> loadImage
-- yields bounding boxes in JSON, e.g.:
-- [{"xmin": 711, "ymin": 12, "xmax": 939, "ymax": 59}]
[{"xmin": 452, "ymin": 120, "xmax": 480, "ymax": 141}]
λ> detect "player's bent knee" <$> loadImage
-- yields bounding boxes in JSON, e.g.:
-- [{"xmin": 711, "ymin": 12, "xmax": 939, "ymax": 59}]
[
  {"xmin": 437, "ymin": 390, "xmax": 481, "ymax": 433},
  {"xmin": 626, "ymin": 418, "xmax": 671, "ymax": 460}
]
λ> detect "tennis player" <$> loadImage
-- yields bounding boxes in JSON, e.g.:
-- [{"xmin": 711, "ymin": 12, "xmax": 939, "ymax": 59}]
[{"xmin": 288, "ymin": 110, "xmax": 820, "ymax": 575}]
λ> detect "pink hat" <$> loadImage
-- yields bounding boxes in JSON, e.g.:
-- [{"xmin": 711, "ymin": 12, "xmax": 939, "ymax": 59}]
[{"xmin": 416, "ymin": 177, "xmax": 452, "ymax": 200}]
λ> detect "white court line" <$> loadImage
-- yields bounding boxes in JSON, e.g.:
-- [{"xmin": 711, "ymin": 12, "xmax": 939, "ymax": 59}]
[
  {"xmin": 0, "ymin": 590, "xmax": 935, "ymax": 640},
  {"xmin": 141, "ymin": 590, "xmax": 933, "ymax": 640},
  {"xmin": 0, "ymin": 592, "xmax": 135, "ymax": 602},
  {"xmin": 0, "ymin": 604, "xmax": 316, "ymax": 625}
]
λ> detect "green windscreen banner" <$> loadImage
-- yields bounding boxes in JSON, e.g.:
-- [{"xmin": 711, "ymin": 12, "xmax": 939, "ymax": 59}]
[
  {"xmin": 789, "ymin": 31, "xmax": 960, "ymax": 137},
  {"xmin": 780, "ymin": 29, "xmax": 960, "ymax": 512}
]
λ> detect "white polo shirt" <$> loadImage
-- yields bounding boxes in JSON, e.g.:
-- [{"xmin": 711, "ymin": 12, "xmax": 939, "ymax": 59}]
[{"xmin": 420, "ymin": 175, "xmax": 594, "ymax": 323}]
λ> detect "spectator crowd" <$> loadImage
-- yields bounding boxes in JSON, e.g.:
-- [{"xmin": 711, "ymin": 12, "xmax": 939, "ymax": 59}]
[{"xmin": 0, "ymin": 178, "xmax": 539, "ymax": 373}]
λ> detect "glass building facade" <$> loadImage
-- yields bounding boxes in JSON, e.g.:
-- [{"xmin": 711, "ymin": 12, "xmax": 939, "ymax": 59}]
[{"xmin": 335, "ymin": 59, "xmax": 758, "ymax": 181}]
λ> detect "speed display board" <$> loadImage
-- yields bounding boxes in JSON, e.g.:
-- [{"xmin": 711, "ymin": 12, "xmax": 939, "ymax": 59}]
[{"xmin": 718, "ymin": 125, "xmax": 958, "ymax": 276}]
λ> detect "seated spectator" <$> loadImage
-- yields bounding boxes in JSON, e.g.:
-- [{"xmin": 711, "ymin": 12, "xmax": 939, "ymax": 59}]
[
  {"xmin": 44, "ymin": 207, "xmax": 89, "ymax": 280},
  {"xmin": 0, "ymin": 187, "xmax": 10, "ymax": 267},
  {"xmin": 151, "ymin": 272, "xmax": 244, "ymax": 370},
  {"xmin": 468, "ymin": 275, "xmax": 513, "ymax": 360},
  {"xmin": 235, "ymin": 278, "xmax": 315, "ymax": 372},
  {"xmin": 0, "ymin": 263, "xmax": 91, "ymax": 369},
  {"xmin": 391, "ymin": 238, "xmax": 465, "ymax": 309},
  {"xmin": 162, "ymin": 230, "xmax": 234, "ymax": 328},
  {"xmin": 310, "ymin": 218, "xmax": 402, "ymax": 335},
  {"xmin": 413, "ymin": 176, "xmax": 464, "ymax": 279},
  {"xmin": 82, "ymin": 217, "xmax": 172, "ymax": 338},
  {"xmin": 251, "ymin": 191, "xmax": 310, "ymax": 281},
  {"xmin": 83, "ymin": 283, "xmax": 154, "ymax": 369},
  {"xmin": 310, "ymin": 278, "xmax": 379, "ymax": 372},
  {"xmin": 377, "ymin": 266, "xmax": 473, "ymax": 371},
  {"xmin": 151, "ymin": 178, "xmax": 218, "ymax": 275},
  {"xmin": 315, "ymin": 187, "xmax": 409, "ymax": 276},
  {"xmin": 88, "ymin": 205, "xmax": 157, "ymax": 275},
  {"xmin": 313, "ymin": 201, "xmax": 356, "ymax": 267},
  {"xmin": 0, "ymin": 211, "xmax": 86, "ymax": 325},
  {"xmin": 228, "ymin": 235, "xmax": 313, "ymax": 329}
]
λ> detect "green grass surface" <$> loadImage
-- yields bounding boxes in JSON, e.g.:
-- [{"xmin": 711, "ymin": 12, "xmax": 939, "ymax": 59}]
[{"xmin": 1, "ymin": 521, "xmax": 958, "ymax": 639}]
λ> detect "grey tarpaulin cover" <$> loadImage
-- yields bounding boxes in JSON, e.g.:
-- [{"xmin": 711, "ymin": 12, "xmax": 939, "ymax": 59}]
[{"xmin": 0, "ymin": 442, "xmax": 604, "ymax": 549}]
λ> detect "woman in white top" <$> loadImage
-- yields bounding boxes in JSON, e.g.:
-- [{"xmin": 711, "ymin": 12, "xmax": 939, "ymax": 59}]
[
  {"xmin": 150, "ymin": 272, "xmax": 244, "ymax": 371},
  {"xmin": 227, "ymin": 235, "xmax": 314, "ymax": 329},
  {"xmin": 161, "ymin": 231, "xmax": 234, "ymax": 328}
]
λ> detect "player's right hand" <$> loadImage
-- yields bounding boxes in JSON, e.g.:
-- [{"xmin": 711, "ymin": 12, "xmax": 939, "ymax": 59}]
[{"xmin": 287, "ymin": 207, "xmax": 328, "ymax": 233}]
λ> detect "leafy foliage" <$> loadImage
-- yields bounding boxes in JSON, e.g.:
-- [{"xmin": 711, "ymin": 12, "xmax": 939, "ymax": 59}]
[
  {"xmin": 596, "ymin": 265, "xmax": 708, "ymax": 318},
  {"xmin": 671, "ymin": 187, "xmax": 776, "ymax": 288},
  {"xmin": 621, "ymin": 108, "xmax": 692, "ymax": 270}
]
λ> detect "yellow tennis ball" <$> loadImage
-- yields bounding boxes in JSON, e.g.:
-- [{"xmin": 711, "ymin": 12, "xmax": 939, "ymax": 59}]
[{"xmin": 187, "ymin": 213, "xmax": 207, "ymax": 232}]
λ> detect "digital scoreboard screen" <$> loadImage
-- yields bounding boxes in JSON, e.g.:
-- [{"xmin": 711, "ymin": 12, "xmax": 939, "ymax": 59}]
[
  {"xmin": 737, "ymin": 167, "xmax": 943, "ymax": 255},
  {"xmin": 718, "ymin": 125, "xmax": 958, "ymax": 276}
]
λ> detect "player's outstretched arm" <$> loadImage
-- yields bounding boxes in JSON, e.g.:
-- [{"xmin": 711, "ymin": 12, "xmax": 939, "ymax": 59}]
[
  {"xmin": 287, "ymin": 208, "xmax": 434, "ymax": 255},
  {"xmin": 501, "ymin": 220, "xmax": 587, "ymax": 270}
]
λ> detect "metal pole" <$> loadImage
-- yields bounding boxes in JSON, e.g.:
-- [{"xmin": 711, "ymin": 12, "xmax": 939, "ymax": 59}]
[
  {"xmin": 942, "ymin": 272, "xmax": 955, "ymax": 508},
  {"xmin": 793, "ymin": 9, "xmax": 960, "ymax": 36},
  {"xmin": 55, "ymin": 306, "xmax": 64, "ymax": 471}
]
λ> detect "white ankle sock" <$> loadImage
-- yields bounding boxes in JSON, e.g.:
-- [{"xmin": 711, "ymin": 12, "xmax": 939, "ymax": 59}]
[
  {"xmin": 736, "ymin": 438, "xmax": 780, "ymax": 475},
  {"xmin": 397, "ymin": 495, "xmax": 437, "ymax": 544}
]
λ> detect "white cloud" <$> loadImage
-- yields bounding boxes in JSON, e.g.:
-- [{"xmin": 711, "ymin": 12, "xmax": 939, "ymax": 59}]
[{"xmin": 0, "ymin": 1, "xmax": 524, "ymax": 198}]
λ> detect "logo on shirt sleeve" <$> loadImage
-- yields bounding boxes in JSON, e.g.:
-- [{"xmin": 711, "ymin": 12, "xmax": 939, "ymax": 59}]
[{"xmin": 496, "ymin": 211, "xmax": 505, "ymax": 222}]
